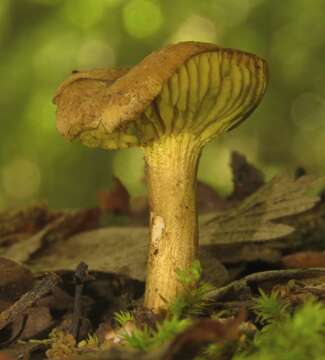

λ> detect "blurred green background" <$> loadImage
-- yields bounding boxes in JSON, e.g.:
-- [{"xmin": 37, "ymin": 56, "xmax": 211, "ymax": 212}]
[{"xmin": 1, "ymin": 0, "xmax": 325, "ymax": 209}]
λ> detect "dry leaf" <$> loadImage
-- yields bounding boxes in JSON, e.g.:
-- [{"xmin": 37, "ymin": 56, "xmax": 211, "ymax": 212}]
[
  {"xmin": 197, "ymin": 181, "xmax": 227, "ymax": 212},
  {"xmin": 17, "ymin": 306, "xmax": 54, "ymax": 340},
  {"xmin": 228, "ymin": 151, "xmax": 264, "ymax": 201},
  {"xmin": 281, "ymin": 251, "xmax": 325, "ymax": 269},
  {"xmin": 1, "ymin": 174, "xmax": 322, "ymax": 286},
  {"xmin": 0, "ymin": 202, "xmax": 55, "ymax": 245},
  {"xmin": 1, "ymin": 208, "xmax": 100, "ymax": 263},
  {"xmin": 163, "ymin": 312, "xmax": 245, "ymax": 360},
  {"xmin": 0, "ymin": 353, "xmax": 14, "ymax": 360},
  {"xmin": 0, "ymin": 272, "xmax": 59, "ymax": 331},
  {"xmin": 0, "ymin": 258, "xmax": 34, "ymax": 312},
  {"xmin": 29, "ymin": 227, "xmax": 229, "ymax": 287},
  {"xmin": 200, "ymin": 174, "xmax": 321, "ymax": 245},
  {"xmin": 97, "ymin": 177, "xmax": 130, "ymax": 215},
  {"xmin": 204, "ymin": 243, "xmax": 283, "ymax": 264}
]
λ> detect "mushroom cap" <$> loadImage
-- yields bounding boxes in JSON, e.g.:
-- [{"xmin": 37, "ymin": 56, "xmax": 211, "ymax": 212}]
[{"xmin": 54, "ymin": 41, "xmax": 268, "ymax": 149}]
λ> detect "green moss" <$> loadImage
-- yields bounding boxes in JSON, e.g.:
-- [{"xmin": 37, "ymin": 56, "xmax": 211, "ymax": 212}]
[
  {"xmin": 169, "ymin": 260, "xmax": 215, "ymax": 318},
  {"xmin": 121, "ymin": 316, "xmax": 191, "ymax": 351},
  {"xmin": 235, "ymin": 299, "xmax": 325, "ymax": 360},
  {"xmin": 251, "ymin": 289, "xmax": 289, "ymax": 326},
  {"xmin": 114, "ymin": 261, "xmax": 214, "ymax": 351}
]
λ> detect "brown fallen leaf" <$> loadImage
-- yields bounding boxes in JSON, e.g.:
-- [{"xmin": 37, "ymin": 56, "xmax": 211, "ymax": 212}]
[
  {"xmin": 1, "ymin": 172, "xmax": 322, "ymax": 286},
  {"xmin": 0, "ymin": 202, "xmax": 55, "ymax": 245},
  {"xmin": 0, "ymin": 342, "xmax": 48, "ymax": 360},
  {"xmin": 29, "ymin": 227, "xmax": 229, "ymax": 287},
  {"xmin": 0, "ymin": 272, "xmax": 59, "ymax": 332},
  {"xmin": 201, "ymin": 174, "xmax": 322, "ymax": 244},
  {"xmin": 197, "ymin": 181, "xmax": 228, "ymax": 212},
  {"xmin": 203, "ymin": 242, "xmax": 283, "ymax": 264},
  {"xmin": 0, "ymin": 258, "xmax": 34, "ymax": 312},
  {"xmin": 206, "ymin": 268, "xmax": 325, "ymax": 304},
  {"xmin": 163, "ymin": 311, "xmax": 245, "ymax": 360},
  {"xmin": 283, "ymin": 199, "xmax": 325, "ymax": 246},
  {"xmin": 24, "ymin": 176, "xmax": 323, "ymax": 282},
  {"xmin": 228, "ymin": 151, "xmax": 265, "ymax": 202},
  {"xmin": 16, "ymin": 306, "xmax": 54, "ymax": 340},
  {"xmin": 97, "ymin": 177, "xmax": 130, "ymax": 215},
  {"xmin": 1, "ymin": 208, "xmax": 100, "ymax": 263},
  {"xmin": 0, "ymin": 353, "xmax": 14, "ymax": 360},
  {"xmin": 281, "ymin": 251, "xmax": 325, "ymax": 269}
]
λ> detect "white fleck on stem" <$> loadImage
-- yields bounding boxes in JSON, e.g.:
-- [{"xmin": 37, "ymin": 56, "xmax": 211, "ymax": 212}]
[{"xmin": 151, "ymin": 215, "xmax": 165, "ymax": 250}]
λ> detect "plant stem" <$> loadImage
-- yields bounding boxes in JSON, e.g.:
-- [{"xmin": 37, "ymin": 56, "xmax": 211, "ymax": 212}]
[{"xmin": 142, "ymin": 134, "xmax": 202, "ymax": 311}]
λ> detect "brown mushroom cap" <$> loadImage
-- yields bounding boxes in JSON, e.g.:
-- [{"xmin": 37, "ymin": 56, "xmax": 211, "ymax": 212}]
[{"xmin": 54, "ymin": 41, "xmax": 268, "ymax": 149}]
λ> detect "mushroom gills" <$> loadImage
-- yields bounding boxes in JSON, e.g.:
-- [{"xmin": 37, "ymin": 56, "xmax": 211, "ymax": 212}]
[
  {"xmin": 75, "ymin": 50, "xmax": 266, "ymax": 150},
  {"xmin": 135, "ymin": 50, "xmax": 266, "ymax": 143}
]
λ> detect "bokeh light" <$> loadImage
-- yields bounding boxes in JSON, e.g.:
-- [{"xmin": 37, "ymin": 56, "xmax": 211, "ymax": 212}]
[
  {"xmin": 122, "ymin": 0, "xmax": 164, "ymax": 39},
  {"xmin": 169, "ymin": 15, "xmax": 219, "ymax": 43},
  {"xmin": 271, "ymin": 27, "xmax": 314, "ymax": 82},
  {"xmin": 1, "ymin": 0, "xmax": 325, "ymax": 209},
  {"xmin": 32, "ymin": 30, "xmax": 83, "ymax": 79},
  {"xmin": 77, "ymin": 38, "xmax": 116, "ymax": 68}
]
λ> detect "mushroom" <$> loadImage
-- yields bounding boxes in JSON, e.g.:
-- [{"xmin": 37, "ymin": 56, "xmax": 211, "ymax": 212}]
[{"xmin": 53, "ymin": 42, "xmax": 268, "ymax": 312}]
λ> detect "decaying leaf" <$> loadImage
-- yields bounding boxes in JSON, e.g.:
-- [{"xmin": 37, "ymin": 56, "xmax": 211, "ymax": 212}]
[
  {"xmin": 281, "ymin": 251, "xmax": 325, "ymax": 269},
  {"xmin": 97, "ymin": 177, "xmax": 130, "ymax": 215},
  {"xmin": 7, "ymin": 174, "xmax": 322, "ymax": 283},
  {"xmin": 162, "ymin": 313, "xmax": 245, "ymax": 360},
  {"xmin": 1, "ymin": 208, "xmax": 100, "ymax": 263},
  {"xmin": 0, "ymin": 202, "xmax": 55, "ymax": 246},
  {"xmin": 33, "ymin": 227, "xmax": 148, "ymax": 279},
  {"xmin": 17, "ymin": 306, "xmax": 54, "ymax": 340},
  {"xmin": 206, "ymin": 268, "xmax": 325, "ymax": 305},
  {"xmin": 197, "ymin": 181, "xmax": 227, "ymax": 212},
  {"xmin": 0, "ymin": 272, "xmax": 59, "ymax": 332},
  {"xmin": 200, "ymin": 174, "xmax": 322, "ymax": 245},
  {"xmin": 0, "ymin": 353, "xmax": 14, "ymax": 360},
  {"xmin": 0, "ymin": 258, "xmax": 34, "ymax": 312},
  {"xmin": 0, "ymin": 167, "xmax": 323, "ymax": 292},
  {"xmin": 0, "ymin": 258, "xmax": 36, "ymax": 347},
  {"xmin": 228, "ymin": 151, "xmax": 265, "ymax": 201},
  {"xmin": 28, "ymin": 228, "xmax": 229, "ymax": 287},
  {"xmin": 0, "ymin": 342, "xmax": 47, "ymax": 360},
  {"xmin": 202, "ymin": 242, "xmax": 283, "ymax": 264}
]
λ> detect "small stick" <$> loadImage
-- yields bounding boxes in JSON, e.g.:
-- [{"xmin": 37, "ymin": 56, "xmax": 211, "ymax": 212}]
[{"xmin": 71, "ymin": 262, "xmax": 93, "ymax": 341}]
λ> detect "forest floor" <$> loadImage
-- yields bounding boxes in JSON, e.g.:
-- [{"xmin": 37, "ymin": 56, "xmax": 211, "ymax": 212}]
[{"xmin": 1, "ymin": 152, "xmax": 325, "ymax": 360}]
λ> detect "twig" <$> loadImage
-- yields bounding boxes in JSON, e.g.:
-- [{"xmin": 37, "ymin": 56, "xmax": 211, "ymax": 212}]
[
  {"xmin": 0, "ymin": 272, "xmax": 60, "ymax": 332},
  {"xmin": 71, "ymin": 262, "xmax": 94, "ymax": 341}
]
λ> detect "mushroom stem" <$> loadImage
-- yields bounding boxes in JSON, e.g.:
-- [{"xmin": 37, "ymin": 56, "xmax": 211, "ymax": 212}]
[{"xmin": 142, "ymin": 134, "xmax": 202, "ymax": 311}]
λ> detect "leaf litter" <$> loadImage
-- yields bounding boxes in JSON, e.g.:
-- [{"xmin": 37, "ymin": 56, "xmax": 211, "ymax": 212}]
[{"xmin": 1, "ymin": 152, "xmax": 325, "ymax": 359}]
